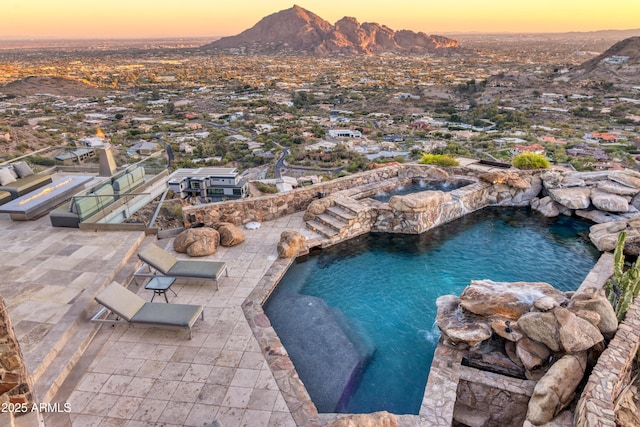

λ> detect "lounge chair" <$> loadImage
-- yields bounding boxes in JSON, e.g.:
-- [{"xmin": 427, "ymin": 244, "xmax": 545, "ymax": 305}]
[
  {"xmin": 136, "ymin": 243, "xmax": 228, "ymax": 290},
  {"xmin": 92, "ymin": 281, "xmax": 204, "ymax": 339}
]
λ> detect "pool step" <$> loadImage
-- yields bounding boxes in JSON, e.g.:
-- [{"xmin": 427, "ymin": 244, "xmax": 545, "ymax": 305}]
[
  {"xmin": 326, "ymin": 205, "xmax": 356, "ymax": 224},
  {"xmin": 333, "ymin": 198, "xmax": 364, "ymax": 216},
  {"xmin": 316, "ymin": 213, "xmax": 348, "ymax": 232},
  {"xmin": 306, "ymin": 219, "xmax": 340, "ymax": 238}
]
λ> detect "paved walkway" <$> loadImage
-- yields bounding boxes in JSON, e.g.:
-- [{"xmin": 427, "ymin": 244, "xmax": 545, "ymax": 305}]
[{"xmin": 25, "ymin": 212, "xmax": 320, "ymax": 426}]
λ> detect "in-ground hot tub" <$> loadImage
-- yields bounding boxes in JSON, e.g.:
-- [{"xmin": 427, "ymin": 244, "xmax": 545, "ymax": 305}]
[{"xmin": 368, "ymin": 178, "xmax": 474, "ymax": 203}]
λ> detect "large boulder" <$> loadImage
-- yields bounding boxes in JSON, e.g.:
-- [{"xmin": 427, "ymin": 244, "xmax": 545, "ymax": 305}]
[
  {"xmin": 609, "ymin": 170, "xmax": 640, "ymax": 189},
  {"xmin": 597, "ymin": 180, "xmax": 640, "ymax": 196},
  {"xmin": 217, "ymin": 222, "xmax": 245, "ymax": 247},
  {"xmin": 569, "ymin": 289, "xmax": 618, "ymax": 339},
  {"xmin": 459, "ymin": 280, "xmax": 567, "ymax": 320},
  {"xmin": 518, "ymin": 311, "xmax": 561, "ymax": 352},
  {"xmin": 304, "ymin": 198, "xmax": 333, "ymax": 221},
  {"xmin": 587, "ymin": 220, "xmax": 640, "ymax": 255},
  {"xmin": 554, "ymin": 307, "xmax": 604, "ymax": 353},
  {"xmin": 530, "ymin": 196, "xmax": 560, "ymax": 218},
  {"xmin": 590, "ymin": 189, "xmax": 629, "ymax": 213},
  {"xmin": 526, "ymin": 353, "xmax": 587, "ymax": 425},
  {"xmin": 548, "ymin": 187, "xmax": 591, "ymax": 210},
  {"xmin": 518, "ymin": 307, "xmax": 604, "ymax": 354},
  {"xmin": 173, "ymin": 227, "xmax": 219, "ymax": 257},
  {"xmin": 588, "ymin": 220, "xmax": 628, "ymax": 252},
  {"xmin": 423, "ymin": 166, "xmax": 450, "ymax": 180},
  {"xmin": 327, "ymin": 411, "xmax": 397, "ymax": 427},
  {"xmin": 277, "ymin": 230, "xmax": 306, "ymax": 258},
  {"xmin": 436, "ymin": 295, "xmax": 492, "ymax": 348},
  {"xmin": 479, "ymin": 171, "xmax": 531, "ymax": 189},
  {"xmin": 388, "ymin": 190, "xmax": 451, "ymax": 212}
]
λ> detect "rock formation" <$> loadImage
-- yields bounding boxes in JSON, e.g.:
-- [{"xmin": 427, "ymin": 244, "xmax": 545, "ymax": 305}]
[
  {"xmin": 326, "ymin": 411, "xmax": 397, "ymax": 427},
  {"xmin": 436, "ymin": 280, "xmax": 618, "ymax": 425},
  {"xmin": 173, "ymin": 227, "xmax": 220, "ymax": 257},
  {"xmin": 203, "ymin": 5, "xmax": 459, "ymax": 55},
  {"xmin": 277, "ymin": 230, "xmax": 306, "ymax": 258},
  {"xmin": 216, "ymin": 222, "xmax": 245, "ymax": 247}
]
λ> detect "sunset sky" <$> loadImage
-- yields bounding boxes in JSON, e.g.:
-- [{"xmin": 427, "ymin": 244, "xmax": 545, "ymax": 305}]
[{"xmin": 2, "ymin": 0, "xmax": 638, "ymax": 39}]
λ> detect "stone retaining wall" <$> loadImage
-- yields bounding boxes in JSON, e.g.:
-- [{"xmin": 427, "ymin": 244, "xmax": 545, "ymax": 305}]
[
  {"xmin": 182, "ymin": 165, "xmax": 404, "ymax": 226},
  {"xmin": 574, "ymin": 297, "xmax": 640, "ymax": 426},
  {"xmin": 0, "ymin": 296, "xmax": 38, "ymax": 426},
  {"xmin": 455, "ymin": 365, "xmax": 536, "ymax": 427}
]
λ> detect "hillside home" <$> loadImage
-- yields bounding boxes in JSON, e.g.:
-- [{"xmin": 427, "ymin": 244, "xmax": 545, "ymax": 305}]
[
  {"xmin": 167, "ymin": 167, "xmax": 248, "ymax": 202},
  {"xmin": 510, "ymin": 144, "xmax": 546, "ymax": 156},
  {"xmin": 328, "ymin": 129, "xmax": 362, "ymax": 139},
  {"xmin": 589, "ymin": 132, "xmax": 620, "ymax": 143}
]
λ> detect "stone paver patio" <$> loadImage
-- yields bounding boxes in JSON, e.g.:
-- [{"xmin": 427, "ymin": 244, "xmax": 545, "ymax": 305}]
[{"xmin": 0, "ymin": 207, "xmax": 321, "ymax": 426}]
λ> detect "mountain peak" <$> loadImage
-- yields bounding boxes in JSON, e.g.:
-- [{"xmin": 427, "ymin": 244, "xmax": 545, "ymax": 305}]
[{"xmin": 203, "ymin": 7, "xmax": 459, "ymax": 55}]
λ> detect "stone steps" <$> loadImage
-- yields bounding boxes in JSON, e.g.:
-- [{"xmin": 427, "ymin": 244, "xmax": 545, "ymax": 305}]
[
  {"xmin": 306, "ymin": 219, "xmax": 339, "ymax": 239},
  {"xmin": 326, "ymin": 205, "xmax": 356, "ymax": 224},
  {"xmin": 333, "ymin": 198, "xmax": 364, "ymax": 216},
  {"xmin": 316, "ymin": 213, "xmax": 348, "ymax": 232},
  {"xmin": 31, "ymin": 232, "xmax": 147, "ymax": 403}
]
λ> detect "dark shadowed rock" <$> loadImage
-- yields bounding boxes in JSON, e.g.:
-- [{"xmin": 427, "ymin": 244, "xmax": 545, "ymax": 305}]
[{"xmin": 516, "ymin": 337, "xmax": 552, "ymax": 371}]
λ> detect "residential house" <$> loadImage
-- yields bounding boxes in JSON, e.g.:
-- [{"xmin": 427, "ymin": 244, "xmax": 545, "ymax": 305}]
[
  {"xmin": 590, "ymin": 132, "xmax": 620, "ymax": 143},
  {"xmin": 511, "ymin": 144, "xmax": 546, "ymax": 156},
  {"xmin": 167, "ymin": 167, "xmax": 249, "ymax": 202},
  {"xmin": 328, "ymin": 129, "xmax": 362, "ymax": 139}
]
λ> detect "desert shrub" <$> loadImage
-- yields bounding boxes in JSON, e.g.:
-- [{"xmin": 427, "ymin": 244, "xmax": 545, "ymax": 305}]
[
  {"xmin": 256, "ymin": 182, "xmax": 278, "ymax": 194},
  {"xmin": 163, "ymin": 202, "xmax": 183, "ymax": 220},
  {"xmin": 512, "ymin": 153, "xmax": 550, "ymax": 170},
  {"xmin": 418, "ymin": 153, "xmax": 459, "ymax": 167}
]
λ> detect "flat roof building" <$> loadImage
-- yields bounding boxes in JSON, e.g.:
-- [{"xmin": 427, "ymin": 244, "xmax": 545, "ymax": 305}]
[{"xmin": 167, "ymin": 167, "xmax": 249, "ymax": 203}]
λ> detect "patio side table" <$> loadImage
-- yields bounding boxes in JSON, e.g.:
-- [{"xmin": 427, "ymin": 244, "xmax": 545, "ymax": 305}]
[{"xmin": 144, "ymin": 276, "xmax": 177, "ymax": 303}]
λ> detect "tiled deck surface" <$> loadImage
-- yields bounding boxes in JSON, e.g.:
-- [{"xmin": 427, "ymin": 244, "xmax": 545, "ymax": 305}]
[{"xmin": 0, "ymin": 207, "xmax": 322, "ymax": 426}]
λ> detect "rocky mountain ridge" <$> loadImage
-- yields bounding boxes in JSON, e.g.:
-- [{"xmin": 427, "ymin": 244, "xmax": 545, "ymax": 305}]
[
  {"xmin": 564, "ymin": 36, "xmax": 640, "ymax": 83},
  {"xmin": 203, "ymin": 5, "xmax": 459, "ymax": 55}
]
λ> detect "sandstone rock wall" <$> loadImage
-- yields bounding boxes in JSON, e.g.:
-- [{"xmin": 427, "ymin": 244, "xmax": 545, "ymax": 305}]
[
  {"xmin": 574, "ymin": 296, "xmax": 640, "ymax": 427},
  {"xmin": 0, "ymin": 296, "xmax": 37, "ymax": 426},
  {"xmin": 182, "ymin": 165, "xmax": 403, "ymax": 226}
]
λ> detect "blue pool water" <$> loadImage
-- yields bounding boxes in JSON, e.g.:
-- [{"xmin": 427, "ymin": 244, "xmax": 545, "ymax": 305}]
[{"xmin": 264, "ymin": 207, "xmax": 600, "ymax": 415}]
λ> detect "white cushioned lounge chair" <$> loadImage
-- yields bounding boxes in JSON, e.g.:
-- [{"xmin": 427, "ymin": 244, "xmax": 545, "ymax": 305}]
[
  {"xmin": 136, "ymin": 243, "xmax": 228, "ymax": 290},
  {"xmin": 92, "ymin": 281, "xmax": 204, "ymax": 339}
]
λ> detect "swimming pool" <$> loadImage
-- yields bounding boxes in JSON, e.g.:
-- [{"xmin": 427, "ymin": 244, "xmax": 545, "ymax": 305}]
[{"xmin": 264, "ymin": 207, "xmax": 600, "ymax": 414}]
